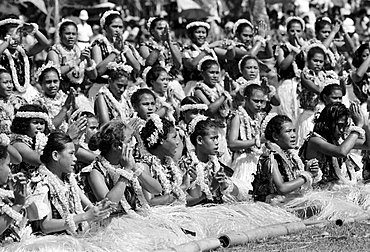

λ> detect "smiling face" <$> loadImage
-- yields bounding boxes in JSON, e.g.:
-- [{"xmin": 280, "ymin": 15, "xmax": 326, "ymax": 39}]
[
  {"xmin": 41, "ymin": 70, "xmax": 60, "ymax": 98},
  {"xmin": 274, "ymin": 121, "xmax": 296, "ymax": 150},
  {"xmin": 201, "ymin": 64, "xmax": 220, "ymax": 87},
  {"xmin": 192, "ymin": 27, "xmax": 208, "ymax": 46},
  {"xmin": 0, "ymin": 72, "xmax": 13, "ymax": 98},
  {"xmin": 241, "ymin": 58, "xmax": 259, "ymax": 80},
  {"xmin": 60, "ymin": 24, "xmax": 77, "ymax": 49}
]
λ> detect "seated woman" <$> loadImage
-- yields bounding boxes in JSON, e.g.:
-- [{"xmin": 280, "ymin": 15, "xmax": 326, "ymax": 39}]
[
  {"xmin": 300, "ymin": 102, "xmax": 367, "ymax": 186},
  {"xmin": 139, "ymin": 114, "xmax": 188, "ymax": 206},
  {"xmin": 253, "ymin": 115, "xmax": 320, "ymax": 203},
  {"xmin": 179, "ymin": 116, "xmax": 249, "ymax": 206},
  {"xmin": 84, "ymin": 119, "xmax": 161, "ymax": 215},
  {"xmin": 10, "ymin": 104, "xmax": 51, "ymax": 179},
  {"xmin": 130, "ymin": 88, "xmax": 158, "ymax": 132},
  {"xmin": 95, "ymin": 62, "xmax": 135, "ymax": 124},
  {"xmin": 29, "ymin": 132, "xmax": 115, "ymax": 235},
  {"xmin": 0, "ymin": 134, "xmax": 27, "ymax": 242}
]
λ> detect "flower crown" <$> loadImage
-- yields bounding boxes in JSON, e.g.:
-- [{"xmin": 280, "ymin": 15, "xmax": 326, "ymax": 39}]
[
  {"xmin": 233, "ymin": 19, "xmax": 253, "ymax": 35},
  {"xmin": 146, "ymin": 17, "xmax": 157, "ymax": 31},
  {"xmin": 15, "ymin": 111, "xmax": 50, "ymax": 122},
  {"xmin": 302, "ymin": 42, "xmax": 328, "ymax": 56},
  {"xmin": 318, "ymin": 16, "xmax": 332, "ymax": 24},
  {"xmin": 186, "ymin": 21, "xmax": 210, "ymax": 30},
  {"xmin": 100, "ymin": 10, "xmax": 120, "ymax": 28},
  {"xmin": 35, "ymin": 61, "xmax": 61, "ymax": 83},
  {"xmin": 0, "ymin": 18, "xmax": 22, "ymax": 27},
  {"xmin": 147, "ymin": 114, "xmax": 164, "ymax": 148},
  {"xmin": 197, "ymin": 55, "xmax": 216, "ymax": 71},
  {"xmin": 106, "ymin": 62, "xmax": 133, "ymax": 74},
  {"xmin": 142, "ymin": 66, "xmax": 152, "ymax": 82},
  {"xmin": 180, "ymin": 103, "xmax": 208, "ymax": 112},
  {"xmin": 0, "ymin": 133, "xmax": 10, "ymax": 147},
  {"xmin": 188, "ymin": 115, "xmax": 208, "ymax": 135},
  {"xmin": 286, "ymin": 16, "xmax": 305, "ymax": 30}
]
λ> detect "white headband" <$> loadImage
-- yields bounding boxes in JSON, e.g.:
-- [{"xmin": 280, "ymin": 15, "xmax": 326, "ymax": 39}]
[
  {"xmin": 186, "ymin": 21, "xmax": 210, "ymax": 30},
  {"xmin": 100, "ymin": 10, "xmax": 120, "ymax": 28},
  {"xmin": 286, "ymin": 16, "xmax": 306, "ymax": 30},
  {"xmin": 180, "ymin": 104, "xmax": 208, "ymax": 112},
  {"xmin": 233, "ymin": 19, "xmax": 253, "ymax": 35},
  {"xmin": 35, "ymin": 61, "xmax": 61, "ymax": 83}
]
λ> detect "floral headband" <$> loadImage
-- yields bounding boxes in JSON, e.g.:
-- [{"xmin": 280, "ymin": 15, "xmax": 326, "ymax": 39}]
[
  {"xmin": 142, "ymin": 66, "xmax": 152, "ymax": 82},
  {"xmin": 186, "ymin": 21, "xmax": 210, "ymax": 30},
  {"xmin": 146, "ymin": 17, "xmax": 157, "ymax": 31},
  {"xmin": 0, "ymin": 133, "xmax": 10, "ymax": 147},
  {"xmin": 197, "ymin": 55, "xmax": 216, "ymax": 71},
  {"xmin": 233, "ymin": 19, "xmax": 253, "ymax": 35},
  {"xmin": 180, "ymin": 103, "xmax": 208, "ymax": 112},
  {"xmin": 286, "ymin": 16, "xmax": 305, "ymax": 30},
  {"xmin": 55, "ymin": 18, "xmax": 75, "ymax": 43},
  {"xmin": 100, "ymin": 10, "xmax": 120, "ymax": 28},
  {"xmin": 15, "ymin": 111, "xmax": 50, "ymax": 122},
  {"xmin": 188, "ymin": 115, "xmax": 208, "ymax": 134},
  {"xmin": 147, "ymin": 114, "xmax": 164, "ymax": 148},
  {"xmin": 107, "ymin": 62, "xmax": 133, "ymax": 74},
  {"xmin": 35, "ymin": 61, "xmax": 61, "ymax": 83},
  {"xmin": 0, "ymin": 18, "xmax": 22, "ymax": 27}
]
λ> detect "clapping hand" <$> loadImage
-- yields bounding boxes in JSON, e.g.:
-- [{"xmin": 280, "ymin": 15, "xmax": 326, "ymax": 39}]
[
  {"xmin": 120, "ymin": 142, "xmax": 135, "ymax": 171},
  {"xmin": 305, "ymin": 158, "xmax": 319, "ymax": 177},
  {"xmin": 9, "ymin": 173, "xmax": 27, "ymax": 205},
  {"xmin": 350, "ymin": 102, "xmax": 364, "ymax": 127},
  {"xmin": 67, "ymin": 115, "xmax": 87, "ymax": 141}
]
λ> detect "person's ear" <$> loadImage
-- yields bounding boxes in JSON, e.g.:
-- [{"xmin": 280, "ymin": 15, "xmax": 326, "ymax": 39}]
[
  {"xmin": 272, "ymin": 132, "xmax": 279, "ymax": 142},
  {"xmin": 196, "ymin": 135, "xmax": 203, "ymax": 146},
  {"xmin": 51, "ymin": 150, "xmax": 59, "ymax": 162}
]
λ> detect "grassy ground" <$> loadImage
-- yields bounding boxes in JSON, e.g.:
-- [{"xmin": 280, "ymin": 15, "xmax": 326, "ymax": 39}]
[{"xmin": 218, "ymin": 221, "xmax": 370, "ymax": 252}]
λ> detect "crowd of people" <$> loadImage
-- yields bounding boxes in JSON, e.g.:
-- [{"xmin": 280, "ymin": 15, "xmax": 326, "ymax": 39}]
[{"xmin": 1, "ymin": 5, "xmax": 370, "ymax": 245}]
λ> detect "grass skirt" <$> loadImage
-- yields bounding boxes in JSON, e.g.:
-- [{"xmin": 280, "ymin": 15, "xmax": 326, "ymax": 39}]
[
  {"xmin": 296, "ymin": 109, "xmax": 315, "ymax": 147},
  {"xmin": 276, "ymin": 78, "xmax": 300, "ymax": 125},
  {"xmin": 1, "ymin": 202, "xmax": 299, "ymax": 252},
  {"xmin": 231, "ymin": 152, "xmax": 260, "ymax": 192}
]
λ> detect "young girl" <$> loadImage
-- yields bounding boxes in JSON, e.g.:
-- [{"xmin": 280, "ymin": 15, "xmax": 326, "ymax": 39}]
[
  {"xmin": 253, "ymin": 115, "xmax": 319, "ymax": 203},
  {"xmin": 300, "ymin": 102, "xmax": 366, "ymax": 186},
  {"xmin": 84, "ymin": 120, "xmax": 160, "ymax": 215},
  {"xmin": 95, "ymin": 62, "xmax": 135, "ymax": 124},
  {"xmin": 144, "ymin": 66, "xmax": 177, "ymax": 122},
  {"xmin": 235, "ymin": 55, "xmax": 280, "ymax": 107},
  {"xmin": 0, "ymin": 15, "xmax": 49, "ymax": 102},
  {"xmin": 10, "ymin": 104, "xmax": 50, "ymax": 179},
  {"xmin": 0, "ymin": 66, "xmax": 26, "ymax": 134},
  {"xmin": 139, "ymin": 114, "xmax": 188, "ymax": 206},
  {"xmin": 228, "ymin": 84, "xmax": 277, "ymax": 192},
  {"xmin": 29, "ymin": 132, "xmax": 115, "ymax": 235},
  {"xmin": 297, "ymin": 45, "xmax": 341, "ymax": 146},
  {"xmin": 0, "ymin": 134, "xmax": 27, "ymax": 242},
  {"xmin": 32, "ymin": 61, "xmax": 76, "ymax": 132},
  {"xmin": 179, "ymin": 116, "xmax": 248, "ymax": 206},
  {"xmin": 276, "ymin": 16, "xmax": 306, "ymax": 124}
]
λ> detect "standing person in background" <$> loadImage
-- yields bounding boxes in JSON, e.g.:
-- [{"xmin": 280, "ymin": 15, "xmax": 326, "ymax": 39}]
[{"xmin": 77, "ymin": 10, "xmax": 93, "ymax": 51}]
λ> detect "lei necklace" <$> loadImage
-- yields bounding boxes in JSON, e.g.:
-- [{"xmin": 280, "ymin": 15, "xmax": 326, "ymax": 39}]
[
  {"xmin": 191, "ymin": 42, "xmax": 218, "ymax": 62},
  {"xmin": 188, "ymin": 150, "xmax": 221, "ymax": 200},
  {"xmin": 0, "ymin": 189, "xmax": 23, "ymax": 224},
  {"xmin": 98, "ymin": 156, "xmax": 150, "ymax": 215},
  {"xmin": 99, "ymin": 86, "xmax": 133, "ymax": 120},
  {"xmin": 55, "ymin": 43, "xmax": 85, "ymax": 85},
  {"xmin": 35, "ymin": 91, "xmax": 67, "ymax": 119},
  {"xmin": 144, "ymin": 154, "xmax": 186, "ymax": 205},
  {"xmin": 38, "ymin": 165, "xmax": 88, "ymax": 235},
  {"xmin": 35, "ymin": 132, "xmax": 48, "ymax": 155},
  {"xmin": 98, "ymin": 36, "xmax": 128, "ymax": 64},
  {"xmin": 4, "ymin": 46, "xmax": 30, "ymax": 93},
  {"xmin": 10, "ymin": 134, "xmax": 33, "ymax": 148},
  {"xmin": 195, "ymin": 82, "xmax": 231, "ymax": 117},
  {"xmin": 238, "ymin": 106, "xmax": 276, "ymax": 154},
  {"xmin": 147, "ymin": 38, "xmax": 173, "ymax": 72}
]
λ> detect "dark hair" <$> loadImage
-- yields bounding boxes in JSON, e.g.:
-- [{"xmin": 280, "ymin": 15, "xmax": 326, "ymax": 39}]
[
  {"xmin": 265, "ymin": 115, "xmax": 292, "ymax": 142},
  {"xmin": 131, "ymin": 88, "xmax": 156, "ymax": 108},
  {"xmin": 59, "ymin": 20, "xmax": 78, "ymax": 38},
  {"xmin": 39, "ymin": 67, "xmax": 60, "ymax": 84},
  {"xmin": 107, "ymin": 69, "xmax": 131, "ymax": 81},
  {"xmin": 180, "ymin": 96, "xmax": 203, "ymax": 106},
  {"xmin": 243, "ymin": 84, "xmax": 265, "ymax": 99},
  {"xmin": 146, "ymin": 66, "xmax": 167, "ymax": 88},
  {"xmin": 235, "ymin": 21, "xmax": 253, "ymax": 35},
  {"xmin": 0, "ymin": 67, "xmax": 9, "ymax": 76},
  {"xmin": 103, "ymin": 13, "xmax": 123, "ymax": 30},
  {"xmin": 189, "ymin": 118, "xmax": 223, "ymax": 146},
  {"xmin": 187, "ymin": 24, "xmax": 209, "ymax": 41},
  {"xmin": 320, "ymin": 84, "xmax": 342, "ymax": 103},
  {"xmin": 287, "ymin": 19, "xmax": 304, "ymax": 30},
  {"xmin": 353, "ymin": 43, "xmax": 370, "ymax": 68},
  {"xmin": 80, "ymin": 111, "xmax": 96, "ymax": 119},
  {"xmin": 239, "ymin": 55, "xmax": 258, "ymax": 73},
  {"xmin": 141, "ymin": 117, "xmax": 174, "ymax": 149},
  {"xmin": 307, "ymin": 46, "xmax": 326, "ymax": 61},
  {"xmin": 11, "ymin": 104, "xmax": 50, "ymax": 135},
  {"xmin": 0, "ymin": 146, "xmax": 8, "ymax": 160},
  {"xmin": 0, "ymin": 14, "xmax": 20, "ymax": 38},
  {"xmin": 200, "ymin": 58, "xmax": 219, "ymax": 72},
  {"xmin": 315, "ymin": 17, "xmax": 332, "ymax": 35},
  {"xmin": 40, "ymin": 132, "xmax": 72, "ymax": 164},
  {"xmin": 89, "ymin": 119, "xmax": 132, "ymax": 156},
  {"xmin": 313, "ymin": 102, "xmax": 349, "ymax": 144}
]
